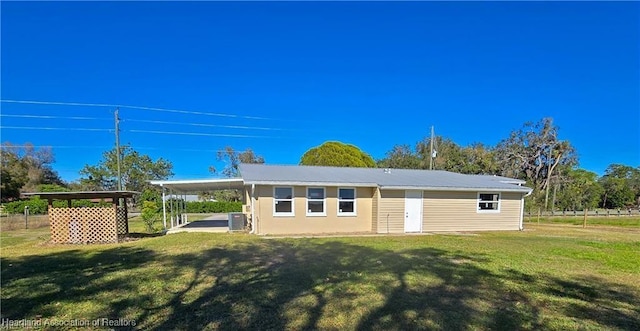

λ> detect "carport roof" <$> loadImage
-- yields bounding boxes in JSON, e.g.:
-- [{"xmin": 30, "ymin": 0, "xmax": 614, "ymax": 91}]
[{"xmin": 149, "ymin": 178, "xmax": 244, "ymax": 193}]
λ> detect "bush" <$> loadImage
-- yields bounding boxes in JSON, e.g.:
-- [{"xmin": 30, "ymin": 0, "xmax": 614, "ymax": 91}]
[
  {"xmin": 2, "ymin": 198, "xmax": 48, "ymax": 215},
  {"xmin": 184, "ymin": 201, "xmax": 242, "ymax": 213},
  {"xmin": 2, "ymin": 198, "xmax": 113, "ymax": 215},
  {"xmin": 141, "ymin": 201, "xmax": 160, "ymax": 233}
]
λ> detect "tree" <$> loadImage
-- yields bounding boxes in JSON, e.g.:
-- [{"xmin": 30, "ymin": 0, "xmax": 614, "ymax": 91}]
[
  {"xmin": 300, "ymin": 141, "xmax": 375, "ymax": 167},
  {"xmin": 0, "ymin": 142, "xmax": 64, "ymax": 201},
  {"xmin": 494, "ymin": 118, "xmax": 577, "ymax": 210},
  {"xmin": 416, "ymin": 136, "xmax": 466, "ymax": 172},
  {"xmin": 378, "ymin": 138, "xmax": 497, "ymax": 175},
  {"xmin": 210, "ymin": 146, "xmax": 265, "ymax": 178},
  {"xmin": 555, "ymin": 168, "xmax": 603, "ymax": 211},
  {"xmin": 208, "ymin": 146, "xmax": 265, "ymax": 202},
  {"xmin": 599, "ymin": 164, "xmax": 639, "ymax": 209},
  {"xmin": 377, "ymin": 144, "xmax": 421, "ymax": 169},
  {"xmin": 79, "ymin": 144, "xmax": 173, "ymax": 193},
  {"xmin": 459, "ymin": 143, "xmax": 498, "ymax": 175}
]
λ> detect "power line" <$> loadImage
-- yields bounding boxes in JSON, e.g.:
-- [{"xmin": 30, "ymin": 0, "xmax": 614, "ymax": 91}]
[
  {"xmin": 1, "ymin": 99, "xmax": 273, "ymax": 120},
  {"xmin": 0, "ymin": 144, "xmax": 274, "ymax": 153},
  {"xmin": 125, "ymin": 119, "xmax": 284, "ymax": 131},
  {"xmin": 0, "ymin": 114, "xmax": 109, "ymax": 120},
  {"xmin": 127, "ymin": 129, "xmax": 276, "ymax": 139},
  {"xmin": 0, "ymin": 145, "xmax": 112, "ymax": 149},
  {"xmin": 0, "ymin": 126, "xmax": 112, "ymax": 132}
]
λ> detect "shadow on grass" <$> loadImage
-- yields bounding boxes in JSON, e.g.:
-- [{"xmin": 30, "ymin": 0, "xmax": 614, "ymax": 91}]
[
  {"xmin": 2, "ymin": 239, "xmax": 639, "ymax": 330},
  {"xmin": 126, "ymin": 232, "xmax": 164, "ymax": 239}
]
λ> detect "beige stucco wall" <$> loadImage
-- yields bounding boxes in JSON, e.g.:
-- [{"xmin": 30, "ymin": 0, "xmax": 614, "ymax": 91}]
[
  {"xmin": 252, "ymin": 185, "xmax": 374, "ymax": 235},
  {"xmin": 377, "ymin": 190, "xmax": 524, "ymax": 233}
]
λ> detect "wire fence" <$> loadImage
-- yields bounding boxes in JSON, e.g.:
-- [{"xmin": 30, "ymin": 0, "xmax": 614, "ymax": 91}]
[
  {"xmin": 525, "ymin": 209, "xmax": 640, "ymax": 218},
  {"xmin": 1, "ymin": 214, "xmax": 50, "ymax": 231}
]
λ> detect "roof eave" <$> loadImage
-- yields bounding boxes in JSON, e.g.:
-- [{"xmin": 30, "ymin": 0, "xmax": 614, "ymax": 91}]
[
  {"xmin": 244, "ymin": 180, "xmax": 378, "ymax": 187},
  {"xmin": 380, "ymin": 186, "xmax": 532, "ymax": 193}
]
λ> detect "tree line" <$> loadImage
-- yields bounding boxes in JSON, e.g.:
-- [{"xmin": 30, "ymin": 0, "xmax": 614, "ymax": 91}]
[{"xmin": 1, "ymin": 117, "xmax": 638, "ymax": 212}]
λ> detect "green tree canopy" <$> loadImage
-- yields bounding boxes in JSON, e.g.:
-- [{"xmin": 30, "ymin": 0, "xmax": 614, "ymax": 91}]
[
  {"xmin": 79, "ymin": 144, "xmax": 173, "ymax": 193},
  {"xmin": 599, "ymin": 164, "xmax": 639, "ymax": 209},
  {"xmin": 494, "ymin": 118, "xmax": 577, "ymax": 210},
  {"xmin": 210, "ymin": 146, "xmax": 265, "ymax": 178},
  {"xmin": 300, "ymin": 141, "xmax": 375, "ymax": 168},
  {"xmin": 208, "ymin": 146, "xmax": 265, "ymax": 202},
  {"xmin": 0, "ymin": 142, "xmax": 64, "ymax": 201},
  {"xmin": 378, "ymin": 138, "xmax": 497, "ymax": 175}
]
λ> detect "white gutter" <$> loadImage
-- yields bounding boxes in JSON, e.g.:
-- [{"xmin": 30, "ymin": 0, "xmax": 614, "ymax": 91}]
[
  {"xmin": 380, "ymin": 186, "xmax": 532, "ymax": 193},
  {"xmin": 519, "ymin": 189, "xmax": 533, "ymax": 230},
  {"xmin": 249, "ymin": 184, "xmax": 256, "ymax": 234},
  {"xmin": 245, "ymin": 180, "xmax": 378, "ymax": 188}
]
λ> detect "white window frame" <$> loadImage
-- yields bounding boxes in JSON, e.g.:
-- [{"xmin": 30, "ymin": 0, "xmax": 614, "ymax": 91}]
[
  {"xmin": 477, "ymin": 192, "xmax": 501, "ymax": 213},
  {"xmin": 306, "ymin": 187, "xmax": 326, "ymax": 216},
  {"xmin": 338, "ymin": 187, "xmax": 357, "ymax": 216},
  {"xmin": 273, "ymin": 187, "xmax": 294, "ymax": 217}
]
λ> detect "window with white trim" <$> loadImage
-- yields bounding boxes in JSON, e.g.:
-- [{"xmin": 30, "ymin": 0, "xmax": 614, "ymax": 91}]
[
  {"xmin": 478, "ymin": 193, "xmax": 500, "ymax": 212},
  {"xmin": 338, "ymin": 188, "xmax": 356, "ymax": 216},
  {"xmin": 274, "ymin": 187, "xmax": 294, "ymax": 216},
  {"xmin": 306, "ymin": 187, "xmax": 326, "ymax": 216}
]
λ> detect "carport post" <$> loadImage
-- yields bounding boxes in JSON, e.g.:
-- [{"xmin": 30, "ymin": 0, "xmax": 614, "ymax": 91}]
[
  {"xmin": 161, "ymin": 186, "xmax": 167, "ymax": 230},
  {"xmin": 169, "ymin": 189, "xmax": 174, "ymax": 228}
]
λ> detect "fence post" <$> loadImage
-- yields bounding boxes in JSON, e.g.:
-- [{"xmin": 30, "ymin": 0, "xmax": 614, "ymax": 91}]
[
  {"xmin": 583, "ymin": 208, "xmax": 588, "ymax": 228},
  {"xmin": 24, "ymin": 206, "xmax": 29, "ymax": 229},
  {"xmin": 537, "ymin": 208, "xmax": 541, "ymax": 224}
]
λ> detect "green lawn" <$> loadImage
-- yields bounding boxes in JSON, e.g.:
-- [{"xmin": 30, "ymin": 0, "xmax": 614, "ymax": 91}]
[
  {"xmin": 525, "ymin": 216, "xmax": 640, "ymax": 227},
  {"xmin": 1, "ymin": 224, "xmax": 639, "ymax": 330}
]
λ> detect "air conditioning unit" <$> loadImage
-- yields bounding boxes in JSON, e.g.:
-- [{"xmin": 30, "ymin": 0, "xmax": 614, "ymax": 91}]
[{"xmin": 228, "ymin": 213, "xmax": 246, "ymax": 231}]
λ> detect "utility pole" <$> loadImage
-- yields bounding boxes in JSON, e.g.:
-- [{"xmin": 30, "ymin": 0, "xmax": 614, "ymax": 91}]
[
  {"xmin": 115, "ymin": 107, "xmax": 122, "ymax": 191},
  {"xmin": 429, "ymin": 126, "xmax": 435, "ymax": 170}
]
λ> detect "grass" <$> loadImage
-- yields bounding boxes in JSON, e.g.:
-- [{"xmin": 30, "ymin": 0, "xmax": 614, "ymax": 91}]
[
  {"xmin": 1, "ymin": 224, "xmax": 639, "ymax": 330},
  {"xmin": 525, "ymin": 216, "xmax": 640, "ymax": 227}
]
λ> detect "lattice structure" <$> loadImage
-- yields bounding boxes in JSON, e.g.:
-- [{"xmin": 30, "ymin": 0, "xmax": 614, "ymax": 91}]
[
  {"xmin": 49, "ymin": 206, "xmax": 119, "ymax": 244},
  {"xmin": 116, "ymin": 206, "xmax": 128, "ymax": 235}
]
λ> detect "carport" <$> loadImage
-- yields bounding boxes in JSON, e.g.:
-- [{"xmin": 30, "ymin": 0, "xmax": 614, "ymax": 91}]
[{"xmin": 149, "ymin": 178, "xmax": 245, "ymax": 231}]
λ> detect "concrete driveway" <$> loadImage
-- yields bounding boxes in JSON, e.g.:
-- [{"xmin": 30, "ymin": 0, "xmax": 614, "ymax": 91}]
[{"xmin": 167, "ymin": 213, "xmax": 229, "ymax": 234}]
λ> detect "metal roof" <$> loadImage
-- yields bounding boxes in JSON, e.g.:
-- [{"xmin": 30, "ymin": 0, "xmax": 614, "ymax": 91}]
[
  {"xmin": 23, "ymin": 191, "xmax": 139, "ymax": 200},
  {"xmin": 149, "ymin": 178, "xmax": 244, "ymax": 193},
  {"xmin": 239, "ymin": 164, "xmax": 532, "ymax": 193}
]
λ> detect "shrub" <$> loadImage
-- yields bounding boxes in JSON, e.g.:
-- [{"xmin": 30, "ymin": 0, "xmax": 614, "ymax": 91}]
[
  {"xmin": 2, "ymin": 198, "xmax": 113, "ymax": 215},
  {"xmin": 141, "ymin": 201, "xmax": 160, "ymax": 233},
  {"xmin": 184, "ymin": 201, "xmax": 242, "ymax": 213}
]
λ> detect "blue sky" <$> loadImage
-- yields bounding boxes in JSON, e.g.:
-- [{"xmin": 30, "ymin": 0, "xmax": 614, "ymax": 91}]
[{"xmin": 1, "ymin": 1, "xmax": 638, "ymax": 182}]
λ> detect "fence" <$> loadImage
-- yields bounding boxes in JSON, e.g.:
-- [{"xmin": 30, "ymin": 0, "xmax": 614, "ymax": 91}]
[
  {"xmin": 1, "ymin": 214, "xmax": 50, "ymax": 231},
  {"xmin": 525, "ymin": 209, "xmax": 640, "ymax": 218}
]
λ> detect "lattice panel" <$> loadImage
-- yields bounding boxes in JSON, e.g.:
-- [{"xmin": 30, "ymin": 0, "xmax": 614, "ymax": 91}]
[
  {"xmin": 49, "ymin": 206, "xmax": 118, "ymax": 244},
  {"xmin": 116, "ymin": 206, "xmax": 128, "ymax": 235}
]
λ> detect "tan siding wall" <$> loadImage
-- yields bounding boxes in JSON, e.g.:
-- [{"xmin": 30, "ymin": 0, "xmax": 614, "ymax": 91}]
[
  {"xmin": 372, "ymin": 188, "xmax": 379, "ymax": 233},
  {"xmin": 423, "ymin": 191, "xmax": 522, "ymax": 231},
  {"xmin": 254, "ymin": 185, "xmax": 374, "ymax": 235},
  {"xmin": 377, "ymin": 190, "xmax": 405, "ymax": 233}
]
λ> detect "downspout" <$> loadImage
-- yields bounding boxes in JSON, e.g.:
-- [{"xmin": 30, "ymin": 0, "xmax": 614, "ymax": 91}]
[
  {"xmin": 520, "ymin": 190, "xmax": 533, "ymax": 231},
  {"xmin": 250, "ymin": 184, "xmax": 256, "ymax": 234},
  {"xmin": 161, "ymin": 185, "xmax": 167, "ymax": 230}
]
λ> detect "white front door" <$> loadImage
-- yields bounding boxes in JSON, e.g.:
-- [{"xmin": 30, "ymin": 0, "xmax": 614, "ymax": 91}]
[{"xmin": 404, "ymin": 190, "xmax": 423, "ymax": 232}]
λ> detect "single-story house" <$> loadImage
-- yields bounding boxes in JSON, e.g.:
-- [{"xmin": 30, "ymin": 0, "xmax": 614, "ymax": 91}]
[{"xmin": 151, "ymin": 164, "xmax": 532, "ymax": 235}]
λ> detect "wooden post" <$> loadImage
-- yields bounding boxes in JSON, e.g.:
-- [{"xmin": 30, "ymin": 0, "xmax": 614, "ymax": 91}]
[
  {"xmin": 537, "ymin": 208, "xmax": 541, "ymax": 224},
  {"xmin": 583, "ymin": 208, "xmax": 588, "ymax": 228}
]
